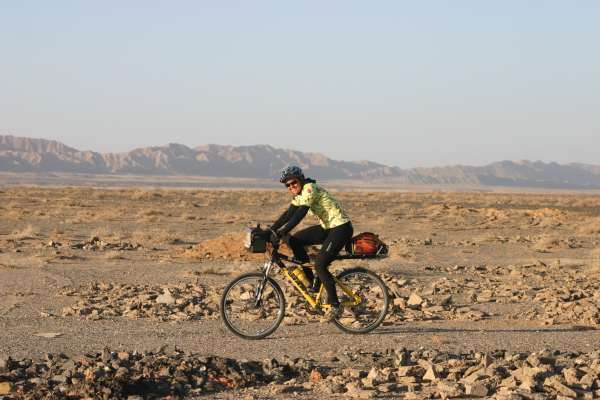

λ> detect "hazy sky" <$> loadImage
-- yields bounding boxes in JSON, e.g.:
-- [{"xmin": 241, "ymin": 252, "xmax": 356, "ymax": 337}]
[{"xmin": 1, "ymin": 1, "xmax": 599, "ymax": 168}]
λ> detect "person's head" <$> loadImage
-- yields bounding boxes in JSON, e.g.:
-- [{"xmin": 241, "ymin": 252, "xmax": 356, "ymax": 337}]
[{"xmin": 279, "ymin": 165, "xmax": 305, "ymax": 195}]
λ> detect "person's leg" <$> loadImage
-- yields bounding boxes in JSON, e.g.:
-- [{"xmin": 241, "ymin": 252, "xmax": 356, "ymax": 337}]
[
  {"xmin": 287, "ymin": 225, "xmax": 327, "ymax": 262},
  {"xmin": 314, "ymin": 222, "xmax": 354, "ymax": 305},
  {"xmin": 287, "ymin": 225, "xmax": 327, "ymax": 282}
]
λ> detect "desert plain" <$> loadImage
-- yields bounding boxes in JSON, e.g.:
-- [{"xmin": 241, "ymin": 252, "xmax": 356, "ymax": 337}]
[{"xmin": 1, "ymin": 186, "xmax": 600, "ymax": 399}]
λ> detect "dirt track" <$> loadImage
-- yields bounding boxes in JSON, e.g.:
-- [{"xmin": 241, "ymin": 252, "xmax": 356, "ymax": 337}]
[
  {"xmin": 2, "ymin": 258, "xmax": 600, "ymax": 359},
  {"xmin": 1, "ymin": 187, "xmax": 599, "ymax": 398}
]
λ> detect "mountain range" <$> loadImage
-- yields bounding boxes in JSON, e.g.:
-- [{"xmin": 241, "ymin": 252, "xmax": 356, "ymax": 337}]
[{"xmin": 1, "ymin": 135, "xmax": 599, "ymax": 189}]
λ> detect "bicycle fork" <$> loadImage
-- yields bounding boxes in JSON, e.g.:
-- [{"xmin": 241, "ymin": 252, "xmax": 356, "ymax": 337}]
[{"xmin": 252, "ymin": 260, "xmax": 275, "ymax": 307}]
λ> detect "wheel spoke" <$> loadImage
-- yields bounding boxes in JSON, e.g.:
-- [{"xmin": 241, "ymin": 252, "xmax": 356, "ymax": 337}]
[{"xmin": 333, "ymin": 269, "xmax": 389, "ymax": 333}]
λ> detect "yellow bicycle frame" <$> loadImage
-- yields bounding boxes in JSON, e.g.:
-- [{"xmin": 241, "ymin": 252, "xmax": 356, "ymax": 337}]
[{"xmin": 281, "ymin": 267, "xmax": 363, "ymax": 310}]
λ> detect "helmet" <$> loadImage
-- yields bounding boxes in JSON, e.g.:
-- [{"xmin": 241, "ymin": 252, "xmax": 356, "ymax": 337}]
[{"xmin": 279, "ymin": 165, "xmax": 305, "ymax": 183}]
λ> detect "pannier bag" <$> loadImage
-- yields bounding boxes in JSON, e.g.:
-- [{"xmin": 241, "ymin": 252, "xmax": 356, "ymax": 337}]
[
  {"xmin": 345, "ymin": 232, "xmax": 389, "ymax": 258},
  {"xmin": 244, "ymin": 226, "xmax": 268, "ymax": 253}
]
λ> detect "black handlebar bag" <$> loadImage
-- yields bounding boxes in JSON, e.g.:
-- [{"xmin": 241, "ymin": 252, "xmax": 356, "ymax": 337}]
[{"xmin": 244, "ymin": 226, "xmax": 269, "ymax": 253}]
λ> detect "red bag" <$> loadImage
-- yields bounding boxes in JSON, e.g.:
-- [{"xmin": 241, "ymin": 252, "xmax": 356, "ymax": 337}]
[{"xmin": 346, "ymin": 232, "xmax": 388, "ymax": 257}]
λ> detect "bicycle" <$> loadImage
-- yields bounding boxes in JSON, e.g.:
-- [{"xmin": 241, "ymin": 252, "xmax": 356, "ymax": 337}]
[{"xmin": 220, "ymin": 227, "xmax": 390, "ymax": 339}]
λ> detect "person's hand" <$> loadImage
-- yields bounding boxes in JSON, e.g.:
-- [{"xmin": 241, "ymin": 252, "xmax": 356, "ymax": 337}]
[{"xmin": 267, "ymin": 226, "xmax": 280, "ymax": 244}]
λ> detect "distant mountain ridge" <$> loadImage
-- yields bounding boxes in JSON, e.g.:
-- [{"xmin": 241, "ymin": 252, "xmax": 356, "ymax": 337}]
[{"xmin": 1, "ymin": 135, "xmax": 599, "ymax": 189}]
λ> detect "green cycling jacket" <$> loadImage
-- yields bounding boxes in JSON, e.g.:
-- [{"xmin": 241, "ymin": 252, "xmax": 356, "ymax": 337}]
[{"xmin": 291, "ymin": 182, "xmax": 350, "ymax": 230}]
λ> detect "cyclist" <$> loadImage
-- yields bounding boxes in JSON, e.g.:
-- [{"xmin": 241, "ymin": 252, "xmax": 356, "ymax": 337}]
[{"xmin": 270, "ymin": 165, "xmax": 353, "ymax": 320}]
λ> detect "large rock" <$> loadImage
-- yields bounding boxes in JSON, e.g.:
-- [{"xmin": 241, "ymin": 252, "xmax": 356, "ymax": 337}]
[
  {"xmin": 465, "ymin": 381, "xmax": 488, "ymax": 397},
  {"xmin": 436, "ymin": 380, "xmax": 463, "ymax": 398},
  {"xmin": 422, "ymin": 366, "xmax": 439, "ymax": 382},
  {"xmin": 562, "ymin": 367, "xmax": 583, "ymax": 386},
  {"xmin": 394, "ymin": 347, "xmax": 411, "ymax": 367},
  {"xmin": 462, "ymin": 368, "xmax": 488, "ymax": 384},
  {"xmin": 544, "ymin": 376, "xmax": 578, "ymax": 397},
  {"xmin": 0, "ymin": 356, "xmax": 12, "ymax": 372},
  {"xmin": 345, "ymin": 382, "xmax": 376, "ymax": 399},
  {"xmin": 363, "ymin": 367, "xmax": 392, "ymax": 387},
  {"xmin": 397, "ymin": 365, "xmax": 423, "ymax": 377},
  {"xmin": 407, "ymin": 293, "xmax": 424, "ymax": 308},
  {"xmin": 156, "ymin": 288, "xmax": 177, "ymax": 305},
  {"xmin": 526, "ymin": 353, "xmax": 556, "ymax": 367}
]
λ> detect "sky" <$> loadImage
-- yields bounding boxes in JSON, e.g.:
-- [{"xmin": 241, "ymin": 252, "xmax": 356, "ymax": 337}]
[{"xmin": 1, "ymin": 1, "xmax": 599, "ymax": 168}]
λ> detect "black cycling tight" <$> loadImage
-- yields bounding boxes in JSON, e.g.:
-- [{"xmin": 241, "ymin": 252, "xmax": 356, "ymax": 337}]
[{"xmin": 287, "ymin": 222, "xmax": 353, "ymax": 305}]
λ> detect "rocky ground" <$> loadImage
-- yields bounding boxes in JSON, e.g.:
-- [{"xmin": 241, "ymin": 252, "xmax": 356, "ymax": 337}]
[
  {"xmin": 4, "ymin": 346, "xmax": 600, "ymax": 399},
  {"xmin": 1, "ymin": 187, "xmax": 599, "ymax": 399}
]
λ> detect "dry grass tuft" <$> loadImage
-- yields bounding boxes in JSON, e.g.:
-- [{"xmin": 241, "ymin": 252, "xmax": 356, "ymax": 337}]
[
  {"xmin": 90, "ymin": 227, "xmax": 115, "ymax": 241},
  {"xmin": 48, "ymin": 227, "xmax": 68, "ymax": 243},
  {"xmin": 532, "ymin": 234, "xmax": 582, "ymax": 252},
  {"xmin": 7, "ymin": 225, "xmax": 40, "ymax": 241},
  {"xmin": 103, "ymin": 251, "xmax": 126, "ymax": 260},
  {"xmin": 138, "ymin": 209, "xmax": 164, "ymax": 217},
  {"xmin": 523, "ymin": 208, "xmax": 567, "ymax": 227},
  {"xmin": 590, "ymin": 248, "xmax": 600, "ymax": 271},
  {"xmin": 430, "ymin": 335, "xmax": 449, "ymax": 345},
  {"xmin": 532, "ymin": 234, "xmax": 561, "ymax": 252},
  {"xmin": 88, "ymin": 226, "xmax": 132, "ymax": 242},
  {"xmin": 388, "ymin": 243, "xmax": 414, "ymax": 260},
  {"xmin": 3, "ymin": 207, "xmax": 26, "ymax": 220},
  {"xmin": 576, "ymin": 217, "xmax": 600, "ymax": 235},
  {"xmin": 129, "ymin": 189, "xmax": 154, "ymax": 201}
]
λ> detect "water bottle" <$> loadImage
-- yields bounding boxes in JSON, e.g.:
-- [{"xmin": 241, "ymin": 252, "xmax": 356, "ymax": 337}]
[{"xmin": 291, "ymin": 267, "xmax": 311, "ymax": 287}]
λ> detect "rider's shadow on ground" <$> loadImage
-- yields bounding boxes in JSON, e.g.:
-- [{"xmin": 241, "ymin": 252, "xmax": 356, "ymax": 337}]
[{"xmin": 372, "ymin": 325, "xmax": 597, "ymax": 335}]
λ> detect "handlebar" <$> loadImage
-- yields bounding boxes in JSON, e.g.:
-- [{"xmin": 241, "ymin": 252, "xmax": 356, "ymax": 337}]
[{"xmin": 265, "ymin": 227, "xmax": 281, "ymax": 249}]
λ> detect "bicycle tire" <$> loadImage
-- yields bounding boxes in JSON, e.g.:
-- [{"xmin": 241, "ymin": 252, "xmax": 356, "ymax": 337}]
[
  {"xmin": 331, "ymin": 267, "xmax": 389, "ymax": 334},
  {"xmin": 220, "ymin": 272, "xmax": 286, "ymax": 340}
]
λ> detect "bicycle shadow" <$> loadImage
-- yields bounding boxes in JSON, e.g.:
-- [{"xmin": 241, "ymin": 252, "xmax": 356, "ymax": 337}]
[
  {"xmin": 267, "ymin": 323, "xmax": 596, "ymax": 342},
  {"xmin": 371, "ymin": 325, "xmax": 597, "ymax": 335}
]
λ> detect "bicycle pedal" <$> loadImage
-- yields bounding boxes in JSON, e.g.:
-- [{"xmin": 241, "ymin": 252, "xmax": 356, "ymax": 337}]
[{"xmin": 304, "ymin": 304, "xmax": 323, "ymax": 315}]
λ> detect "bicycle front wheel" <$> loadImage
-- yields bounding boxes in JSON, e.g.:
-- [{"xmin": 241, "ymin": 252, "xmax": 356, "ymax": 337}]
[
  {"xmin": 332, "ymin": 267, "xmax": 389, "ymax": 334},
  {"xmin": 220, "ymin": 272, "xmax": 286, "ymax": 340}
]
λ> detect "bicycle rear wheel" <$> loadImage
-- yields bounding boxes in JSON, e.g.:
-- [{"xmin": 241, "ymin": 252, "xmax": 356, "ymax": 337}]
[
  {"xmin": 332, "ymin": 267, "xmax": 389, "ymax": 334},
  {"xmin": 220, "ymin": 272, "xmax": 285, "ymax": 340}
]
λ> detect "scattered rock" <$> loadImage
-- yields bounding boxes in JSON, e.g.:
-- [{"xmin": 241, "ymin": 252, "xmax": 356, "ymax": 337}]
[
  {"xmin": 70, "ymin": 237, "xmax": 142, "ymax": 251},
  {"xmin": 544, "ymin": 376, "xmax": 578, "ymax": 398},
  {"xmin": 465, "ymin": 381, "xmax": 488, "ymax": 397},
  {"xmin": 407, "ymin": 293, "xmax": 424, "ymax": 308},
  {"xmin": 60, "ymin": 281, "xmax": 217, "ymax": 322},
  {"xmin": 422, "ymin": 366, "xmax": 439, "ymax": 381},
  {"xmin": 156, "ymin": 288, "xmax": 177, "ymax": 305},
  {"xmin": 0, "ymin": 382, "xmax": 14, "ymax": 395},
  {"xmin": 436, "ymin": 380, "xmax": 463, "ymax": 398},
  {"xmin": 0, "ymin": 356, "xmax": 12, "ymax": 372},
  {"xmin": 1, "ymin": 347, "xmax": 600, "ymax": 398},
  {"xmin": 345, "ymin": 382, "xmax": 376, "ymax": 399},
  {"xmin": 33, "ymin": 332, "xmax": 63, "ymax": 338}
]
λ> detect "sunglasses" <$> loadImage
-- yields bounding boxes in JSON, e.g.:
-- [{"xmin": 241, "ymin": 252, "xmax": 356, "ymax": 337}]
[{"xmin": 285, "ymin": 180, "xmax": 300, "ymax": 188}]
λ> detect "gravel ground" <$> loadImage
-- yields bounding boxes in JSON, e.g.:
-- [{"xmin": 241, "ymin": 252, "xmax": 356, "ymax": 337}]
[{"xmin": 1, "ymin": 187, "xmax": 599, "ymax": 398}]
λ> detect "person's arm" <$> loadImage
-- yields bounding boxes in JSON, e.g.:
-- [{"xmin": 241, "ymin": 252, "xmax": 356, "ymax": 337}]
[
  {"xmin": 271, "ymin": 204, "xmax": 298, "ymax": 231},
  {"xmin": 276, "ymin": 205, "xmax": 309, "ymax": 236}
]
